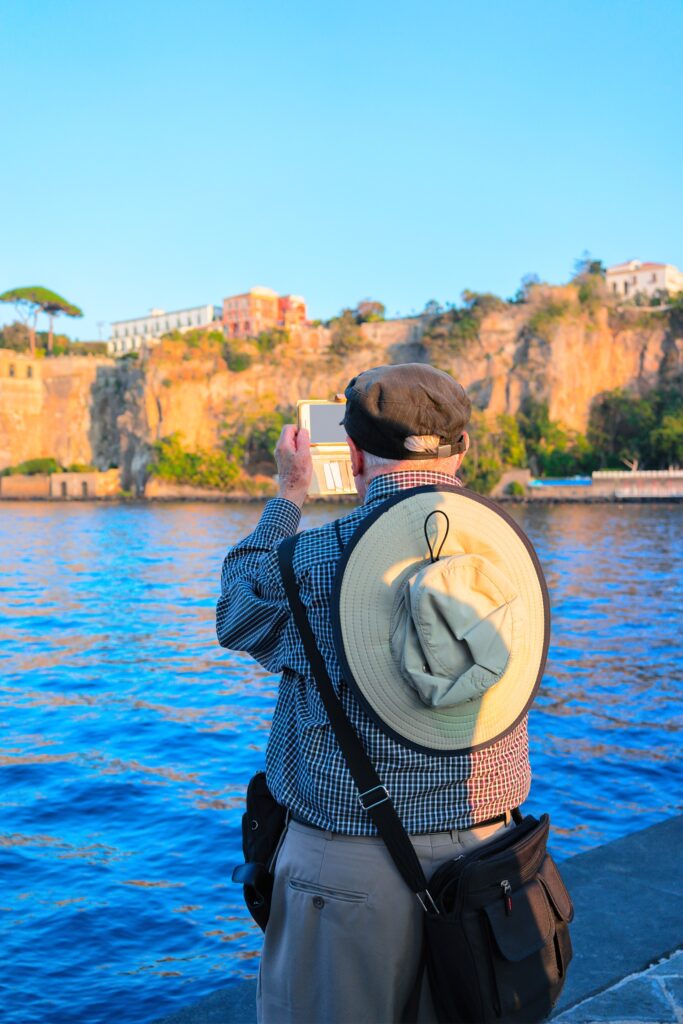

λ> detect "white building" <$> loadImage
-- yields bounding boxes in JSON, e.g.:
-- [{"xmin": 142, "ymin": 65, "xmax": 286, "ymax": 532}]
[
  {"xmin": 606, "ymin": 260, "xmax": 683, "ymax": 301},
  {"xmin": 108, "ymin": 304, "xmax": 222, "ymax": 356}
]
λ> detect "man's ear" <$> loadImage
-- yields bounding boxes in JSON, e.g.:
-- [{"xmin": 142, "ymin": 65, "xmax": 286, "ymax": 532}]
[
  {"xmin": 346, "ymin": 436, "xmax": 364, "ymax": 477},
  {"xmin": 461, "ymin": 430, "xmax": 470, "ymax": 453}
]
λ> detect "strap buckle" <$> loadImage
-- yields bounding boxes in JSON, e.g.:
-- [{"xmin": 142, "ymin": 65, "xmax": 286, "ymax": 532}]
[
  {"xmin": 417, "ymin": 889, "xmax": 439, "ymax": 914},
  {"xmin": 358, "ymin": 784, "xmax": 390, "ymax": 811}
]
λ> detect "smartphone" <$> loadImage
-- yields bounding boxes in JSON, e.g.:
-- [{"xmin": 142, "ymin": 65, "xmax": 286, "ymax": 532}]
[{"xmin": 297, "ymin": 399, "xmax": 356, "ymax": 496}]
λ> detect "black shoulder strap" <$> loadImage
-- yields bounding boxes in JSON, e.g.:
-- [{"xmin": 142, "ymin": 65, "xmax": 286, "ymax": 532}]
[{"xmin": 277, "ymin": 534, "xmax": 430, "ymax": 900}]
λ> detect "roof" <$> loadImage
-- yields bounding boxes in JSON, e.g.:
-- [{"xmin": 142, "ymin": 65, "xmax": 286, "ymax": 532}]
[{"xmin": 607, "ymin": 260, "xmax": 667, "ymax": 274}]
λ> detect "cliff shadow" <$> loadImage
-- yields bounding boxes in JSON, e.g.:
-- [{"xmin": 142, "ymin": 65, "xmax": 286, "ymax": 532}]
[{"xmin": 89, "ymin": 362, "xmax": 152, "ymax": 495}]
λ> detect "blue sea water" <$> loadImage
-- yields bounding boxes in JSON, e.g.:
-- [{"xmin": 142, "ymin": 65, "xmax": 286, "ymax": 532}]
[{"xmin": 0, "ymin": 500, "xmax": 681, "ymax": 1024}]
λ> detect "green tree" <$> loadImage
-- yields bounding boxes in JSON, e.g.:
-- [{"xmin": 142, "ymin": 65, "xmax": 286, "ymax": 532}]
[
  {"xmin": 587, "ymin": 389, "xmax": 657, "ymax": 468},
  {"xmin": 0, "ymin": 286, "xmax": 82, "ymax": 356},
  {"xmin": 0, "ymin": 321, "xmax": 32, "ymax": 351},
  {"xmin": 572, "ymin": 251, "xmax": 606, "ymax": 280},
  {"xmin": 461, "ymin": 290, "xmax": 506, "ymax": 315},
  {"xmin": 355, "ymin": 300, "xmax": 385, "ymax": 322},
  {"xmin": 510, "ymin": 273, "xmax": 540, "ymax": 304},
  {"xmin": 460, "ymin": 412, "xmax": 503, "ymax": 493},
  {"xmin": 495, "ymin": 414, "xmax": 527, "ymax": 466},
  {"xmin": 650, "ymin": 412, "xmax": 683, "ymax": 466}
]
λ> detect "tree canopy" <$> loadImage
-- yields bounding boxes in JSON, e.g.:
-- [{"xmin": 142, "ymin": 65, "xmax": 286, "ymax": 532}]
[
  {"xmin": 0, "ymin": 286, "xmax": 83, "ymax": 355},
  {"xmin": 0, "ymin": 286, "xmax": 82, "ymax": 317}
]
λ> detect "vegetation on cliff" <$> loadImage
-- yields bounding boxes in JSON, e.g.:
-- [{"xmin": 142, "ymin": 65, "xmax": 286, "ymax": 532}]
[
  {"xmin": 0, "ymin": 321, "xmax": 107, "ymax": 356},
  {"xmin": 151, "ymin": 434, "xmax": 241, "ymax": 490},
  {"xmin": 462, "ymin": 377, "xmax": 683, "ymax": 492},
  {"xmin": 0, "ymin": 457, "xmax": 96, "ymax": 476}
]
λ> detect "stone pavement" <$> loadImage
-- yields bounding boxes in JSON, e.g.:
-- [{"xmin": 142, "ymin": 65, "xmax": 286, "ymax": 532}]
[
  {"xmin": 554, "ymin": 949, "xmax": 683, "ymax": 1024},
  {"xmin": 154, "ymin": 814, "xmax": 683, "ymax": 1024}
]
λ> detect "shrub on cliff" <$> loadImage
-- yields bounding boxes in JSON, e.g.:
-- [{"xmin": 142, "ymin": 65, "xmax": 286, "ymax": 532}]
[
  {"xmin": 151, "ymin": 434, "xmax": 240, "ymax": 490},
  {"xmin": 421, "ymin": 307, "xmax": 480, "ymax": 364},
  {"xmin": 222, "ymin": 340, "xmax": 253, "ymax": 372},
  {"xmin": 526, "ymin": 299, "xmax": 573, "ymax": 341},
  {"xmin": 255, "ymin": 328, "xmax": 289, "ymax": 355},
  {"xmin": 221, "ymin": 407, "xmax": 295, "ymax": 473},
  {"xmin": 1, "ymin": 457, "xmax": 62, "ymax": 476},
  {"xmin": 328, "ymin": 309, "xmax": 365, "ymax": 355}
]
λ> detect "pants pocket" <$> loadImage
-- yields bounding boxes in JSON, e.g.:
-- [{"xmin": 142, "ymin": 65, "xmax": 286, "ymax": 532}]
[{"xmin": 288, "ymin": 877, "xmax": 368, "ymax": 904}]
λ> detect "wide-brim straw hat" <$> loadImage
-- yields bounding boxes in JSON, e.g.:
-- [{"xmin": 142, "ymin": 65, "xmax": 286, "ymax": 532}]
[{"xmin": 331, "ymin": 485, "xmax": 550, "ymax": 755}]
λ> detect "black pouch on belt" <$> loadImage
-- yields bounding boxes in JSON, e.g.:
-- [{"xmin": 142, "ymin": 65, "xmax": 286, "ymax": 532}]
[
  {"xmin": 231, "ymin": 771, "xmax": 288, "ymax": 931},
  {"xmin": 422, "ymin": 811, "xmax": 574, "ymax": 1024}
]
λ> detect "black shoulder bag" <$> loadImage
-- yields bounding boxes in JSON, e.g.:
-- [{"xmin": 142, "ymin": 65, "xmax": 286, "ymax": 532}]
[
  {"xmin": 276, "ymin": 532, "xmax": 574, "ymax": 1024},
  {"xmin": 231, "ymin": 771, "xmax": 288, "ymax": 931}
]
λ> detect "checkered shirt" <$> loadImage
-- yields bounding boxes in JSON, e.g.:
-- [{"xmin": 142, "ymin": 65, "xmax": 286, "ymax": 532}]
[{"xmin": 216, "ymin": 471, "xmax": 531, "ymax": 835}]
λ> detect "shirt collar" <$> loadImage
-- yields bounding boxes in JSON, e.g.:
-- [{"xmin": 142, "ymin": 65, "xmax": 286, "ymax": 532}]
[{"xmin": 364, "ymin": 470, "xmax": 463, "ymax": 506}]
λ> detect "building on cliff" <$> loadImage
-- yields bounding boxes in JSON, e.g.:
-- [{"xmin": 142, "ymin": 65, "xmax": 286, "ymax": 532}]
[
  {"xmin": 223, "ymin": 287, "xmax": 307, "ymax": 338},
  {"xmin": 606, "ymin": 260, "xmax": 683, "ymax": 301},
  {"xmin": 109, "ymin": 304, "xmax": 222, "ymax": 356}
]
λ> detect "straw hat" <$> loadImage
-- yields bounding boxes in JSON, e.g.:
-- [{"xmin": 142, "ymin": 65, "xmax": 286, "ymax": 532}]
[{"xmin": 331, "ymin": 485, "xmax": 550, "ymax": 754}]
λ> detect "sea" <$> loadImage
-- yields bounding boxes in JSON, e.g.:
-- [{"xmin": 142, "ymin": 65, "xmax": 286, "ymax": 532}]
[{"xmin": 0, "ymin": 500, "xmax": 681, "ymax": 1024}]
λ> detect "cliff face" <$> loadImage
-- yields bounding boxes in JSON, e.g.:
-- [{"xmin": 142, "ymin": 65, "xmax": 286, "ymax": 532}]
[
  {"xmin": 446, "ymin": 303, "xmax": 674, "ymax": 431},
  {"xmin": 0, "ymin": 295, "xmax": 680, "ymax": 485}
]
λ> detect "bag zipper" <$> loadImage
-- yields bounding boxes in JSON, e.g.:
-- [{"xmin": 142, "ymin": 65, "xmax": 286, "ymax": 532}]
[{"xmin": 500, "ymin": 879, "xmax": 513, "ymax": 915}]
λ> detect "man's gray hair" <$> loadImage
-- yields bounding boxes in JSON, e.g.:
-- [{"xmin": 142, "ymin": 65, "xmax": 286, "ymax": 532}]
[{"xmin": 362, "ymin": 435, "xmax": 442, "ymax": 470}]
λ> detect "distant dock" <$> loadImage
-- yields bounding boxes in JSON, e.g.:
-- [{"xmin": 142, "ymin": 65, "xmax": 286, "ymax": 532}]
[{"xmin": 494, "ymin": 468, "xmax": 683, "ymax": 502}]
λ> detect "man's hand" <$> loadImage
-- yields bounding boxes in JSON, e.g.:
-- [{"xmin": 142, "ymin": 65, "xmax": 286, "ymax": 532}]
[{"xmin": 275, "ymin": 425, "xmax": 313, "ymax": 508}]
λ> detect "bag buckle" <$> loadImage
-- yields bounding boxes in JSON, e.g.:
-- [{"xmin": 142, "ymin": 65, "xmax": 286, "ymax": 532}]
[
  {"xmin": 358, "ymin": 784, "xmax": 390, "ymax": 810},
  {"xmin": 417, "ymin": 889, "xmax": 439, "ymax": 914}
]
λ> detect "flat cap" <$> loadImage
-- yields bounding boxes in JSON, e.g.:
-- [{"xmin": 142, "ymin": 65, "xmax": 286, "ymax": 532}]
[{"xmin": 342, "ymin": 363, "xmax": 471, "ymax": 460}]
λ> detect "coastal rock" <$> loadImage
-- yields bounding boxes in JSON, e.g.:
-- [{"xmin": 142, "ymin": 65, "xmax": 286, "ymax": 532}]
[{"xmin": 0, "ymin": 296, "xmax": 679, "ymax": 475}]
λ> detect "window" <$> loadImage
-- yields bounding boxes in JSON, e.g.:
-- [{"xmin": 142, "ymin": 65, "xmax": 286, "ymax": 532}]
[
  {"xmin": 27, "ymin": 366, "xmax": 33, "ymax": 379},
  {"xmin": 9, "ymin": 364, "xmax": 15, "ymax": 377},
  {"xmin": 61, "ymin": 481, "xmax": 67, "ymax": 497},
  {"xmin": 82, "ymin": 481, "xmax": 88, "ymax": 498}
]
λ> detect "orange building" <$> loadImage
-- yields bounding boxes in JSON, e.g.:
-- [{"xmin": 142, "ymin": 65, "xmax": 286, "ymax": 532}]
[
  {"xmin": 223, "ymin": 287, "xmax": 307, "ymax": 338},
  {"xmin": 278, "ymin": 294, "xmax": 307, "ymax": 329}
]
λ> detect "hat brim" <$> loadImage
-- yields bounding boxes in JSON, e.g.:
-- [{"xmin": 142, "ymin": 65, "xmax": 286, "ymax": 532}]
[{"xmin": 331, "ymin": 485, "xmax": 550, "ymax": 755}]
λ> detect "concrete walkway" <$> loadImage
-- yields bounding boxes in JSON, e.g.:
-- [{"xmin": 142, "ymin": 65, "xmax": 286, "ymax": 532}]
[
  {"xmin": 154, "ymin": 814, "xmax": 683, "ymax": 1024},
  {"xmin": 554, "ymin": 949, "xmax": 683, "ymax": 1023}
]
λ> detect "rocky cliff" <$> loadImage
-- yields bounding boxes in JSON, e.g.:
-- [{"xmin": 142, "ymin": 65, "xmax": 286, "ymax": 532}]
[{"xmin": 1, "ymin": 288, "xmax": 680, "ymax": 490}]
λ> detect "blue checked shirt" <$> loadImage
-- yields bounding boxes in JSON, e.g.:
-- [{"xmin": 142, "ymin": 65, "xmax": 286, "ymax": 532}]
[{"xmin": 217, "ymin": 471, "xmax": 531, "ymax": 835}]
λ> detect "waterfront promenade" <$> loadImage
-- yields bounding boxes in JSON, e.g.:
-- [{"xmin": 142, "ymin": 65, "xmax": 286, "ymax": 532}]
[{"xmin": 155, "ymin": 814, "xmax": 683, "ymax": 1024}]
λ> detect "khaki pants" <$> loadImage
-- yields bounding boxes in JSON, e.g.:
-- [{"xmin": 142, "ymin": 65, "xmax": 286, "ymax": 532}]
[{"xmin": 257, "ymin": 817, "xmax": 511, "ymax": 1024}]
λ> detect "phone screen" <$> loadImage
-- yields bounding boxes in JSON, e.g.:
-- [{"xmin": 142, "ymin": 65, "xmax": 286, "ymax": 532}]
[{"xmin": 308, "ymin": 404, "xmax": 347, "ymax": 444}]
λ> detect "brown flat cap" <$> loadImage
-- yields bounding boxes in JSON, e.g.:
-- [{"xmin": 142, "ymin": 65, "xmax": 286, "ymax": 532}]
[{"xmin": 342, "ymin": 363, "xmax": 471, "ymax": 460}]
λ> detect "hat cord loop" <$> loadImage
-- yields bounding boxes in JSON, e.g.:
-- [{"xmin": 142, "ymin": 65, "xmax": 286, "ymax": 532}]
[{"xmin": 423, "ymin": 510, "xmax": 450, "ymax": 563}]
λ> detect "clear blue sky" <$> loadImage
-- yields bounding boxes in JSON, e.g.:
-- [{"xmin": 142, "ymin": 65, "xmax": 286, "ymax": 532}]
[{"xmin": 1, "ymin": 0, "xmax": 681, "ymax": 340}]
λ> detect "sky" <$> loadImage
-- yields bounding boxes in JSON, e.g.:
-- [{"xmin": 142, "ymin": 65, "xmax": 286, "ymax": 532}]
[{"xmin": 1, "ymin": 0, "xmax": 682, "ymax": 341}]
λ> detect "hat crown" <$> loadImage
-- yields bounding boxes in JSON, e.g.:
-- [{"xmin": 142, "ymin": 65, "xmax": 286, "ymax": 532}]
[{"xmin": 389, "ymin": 554, "xmax": 517, "ymax": 709}]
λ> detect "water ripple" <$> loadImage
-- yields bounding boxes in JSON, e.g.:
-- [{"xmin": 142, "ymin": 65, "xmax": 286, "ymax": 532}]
[{"xmin": 0, "ymin": 500, "xmax": 681, "ymax": 1023}]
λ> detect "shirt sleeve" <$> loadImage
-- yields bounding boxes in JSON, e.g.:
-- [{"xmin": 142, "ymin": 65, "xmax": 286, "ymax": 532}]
[{"xmin": 215, "ymin": 497, "xmax": 301, "ymax": 671}]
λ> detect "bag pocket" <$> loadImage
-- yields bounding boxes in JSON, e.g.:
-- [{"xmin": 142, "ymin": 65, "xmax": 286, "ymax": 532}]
[{"xmin": 479, "ymin": 857, "xmax": 573, "ymax": 1020}]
